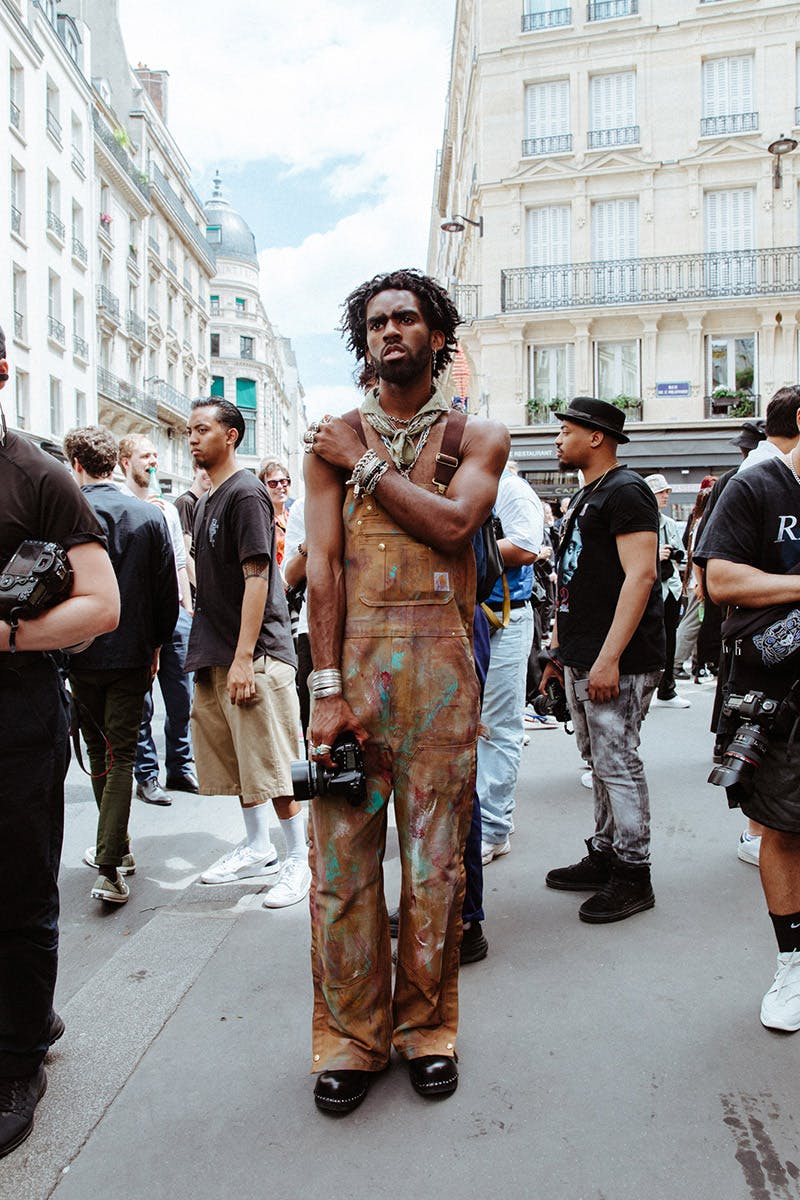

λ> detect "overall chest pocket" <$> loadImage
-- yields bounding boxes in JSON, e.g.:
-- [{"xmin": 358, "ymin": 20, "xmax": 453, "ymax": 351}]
[{"xmin": 356, "ymin": 534, "xmax": 455, "ymax": 608}]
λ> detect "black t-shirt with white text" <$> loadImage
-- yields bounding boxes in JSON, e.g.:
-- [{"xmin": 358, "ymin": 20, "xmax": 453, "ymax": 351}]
[
  {"xmin": 185, "ymin": 469, "xmax": 295, "ymax": 672},
  {"xmin": 556, "ymin": 465, "xmax": 665, "ymax": 673},
  {"xmin": 694, "ymin": 456, "xmax": 800, "ymax": 578}
]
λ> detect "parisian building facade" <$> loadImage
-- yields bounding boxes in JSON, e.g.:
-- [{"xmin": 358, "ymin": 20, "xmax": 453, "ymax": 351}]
[
  {"xmin": 429, "ymin": 0, "xmax": 800, "ymax": 513},
  {"xmin": 2, "ymin": 0, "xmax": 303, "ymax": 492}
]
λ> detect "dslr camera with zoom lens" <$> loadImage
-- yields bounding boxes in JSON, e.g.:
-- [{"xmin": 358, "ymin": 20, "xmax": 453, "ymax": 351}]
[
  {"xmin": 291, "ymin": 735, "xmax": 366, "ymax": 807},
  {"xmin": 707, "ymin": 690, "xmax": 780, "ymax": 790},
  {"xmin": 530, "ymin": 676, "xmax": 572, "ymax": 726}
]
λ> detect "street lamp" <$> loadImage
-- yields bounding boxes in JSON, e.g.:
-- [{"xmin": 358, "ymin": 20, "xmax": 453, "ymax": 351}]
[
  {"xmin": 768, "ymin": 135, "xmax": 798, "ymax": 189},
  {"xmin": 441, "ymin": 214, "xmax": 484, "ymax": 236}
]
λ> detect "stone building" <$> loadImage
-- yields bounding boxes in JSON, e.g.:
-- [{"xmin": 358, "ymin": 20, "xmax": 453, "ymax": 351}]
[{"xmin": 429, "ymin": 0, "xmax": 800, "ymax": 513}]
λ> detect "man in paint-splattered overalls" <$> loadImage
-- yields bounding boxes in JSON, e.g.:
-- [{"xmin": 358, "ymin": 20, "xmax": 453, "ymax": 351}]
[{"xmin": 304, "ymin": 270, "xmax": 509, "ymax": 1115}]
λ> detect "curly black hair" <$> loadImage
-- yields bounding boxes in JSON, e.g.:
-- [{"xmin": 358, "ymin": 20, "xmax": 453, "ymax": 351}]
[{"xmin": 340, "ymin": 269, "xmax": 461, "ymax": 380}]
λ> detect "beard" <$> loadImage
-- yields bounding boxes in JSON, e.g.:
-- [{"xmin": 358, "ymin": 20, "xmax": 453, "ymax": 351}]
[
  {"xmin": 131, "ymin": 464, "xmax": 151, "ymax": 488},
  {"xmin": 375, "ymin": 344, "xmax": 432, "ymax": 387}
]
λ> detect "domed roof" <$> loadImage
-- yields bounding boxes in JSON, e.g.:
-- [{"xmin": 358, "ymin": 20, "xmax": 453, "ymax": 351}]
[{"xmin": 204, "ymin": 173, "xmax": 258, "ymax": 265}]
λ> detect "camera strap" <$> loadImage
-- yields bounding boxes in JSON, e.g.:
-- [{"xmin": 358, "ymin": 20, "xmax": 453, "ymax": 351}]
[{"xmin": 66, "ymin": 686, "xmax": 114, "ymax": 779}]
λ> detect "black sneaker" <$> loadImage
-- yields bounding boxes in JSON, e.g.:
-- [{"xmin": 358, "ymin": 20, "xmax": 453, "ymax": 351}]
[
  {"xmin": 578, "ymin": 862, "xmax": 655, "ymax": 924},
  {"xmin": 388, "ymin": 907, "xmax": 399, "ymax": 938},
  {"xmin": 460, "ymin": 921, "xmax": 488, "ymax": 964},
  {"xmin": 545, "ymin": 839, "xmax": 613, "ymax": 892},
  {"xmin": 0, "ymin": 1066, "xmax": 47, "ymax": 1159}
]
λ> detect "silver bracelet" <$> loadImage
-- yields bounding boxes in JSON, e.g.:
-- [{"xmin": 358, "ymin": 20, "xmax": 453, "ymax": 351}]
[
  {"xmin": 313, "ymin": 685, "xmax": 343, "ymax": 699},
  {"xmin": 346, "ymin": 449, "xmax": 389, "ymax": 499}
]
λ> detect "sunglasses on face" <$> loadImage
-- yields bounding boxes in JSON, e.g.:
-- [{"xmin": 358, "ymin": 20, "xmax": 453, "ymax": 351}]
[{"xmin": 266, "ymin": 477, "xmax": 290, "ymax": 488}]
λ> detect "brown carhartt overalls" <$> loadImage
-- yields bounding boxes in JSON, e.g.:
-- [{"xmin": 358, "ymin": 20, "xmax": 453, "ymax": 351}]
[{"xmin": 309, "ymin": 416, "xmax": 480, "ymax": 1072}]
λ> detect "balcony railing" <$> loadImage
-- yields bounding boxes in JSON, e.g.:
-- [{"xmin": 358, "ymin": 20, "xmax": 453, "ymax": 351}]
[
  {"xmin": 700, "ymin": 112, "xmax": 758, "ymax": 137},
  {"xmin": 71, "ymin": 145, "xmax": 85, "ymax": 176},
  {"xmin": 14, "ymin": 311, "xmax": 23, "ymax": 339},
  {"xmin": 10, "ymin": 100, "xmax": 20, "ymax": 130},
  {"xmin": 46, "ymin": 108, "xmax": 62, "ymax": 143},
  {"xmin": 452, "ymin": 284, "xmax": 480, "ymax": 322},
  {"xmin": 72, "ymin": 235, "xmax": 87, "ymax": 264},
  {"xmin": 587, "ymin": 0, "xmax": 637, "ymax": 18},
  {"xmin": 209, "ymin": 301, "xmax": 220, "ymax": 315},
  {"xmin": 150, "ymin": 164, "xmax": 216, "ymax": 271},
  {"xmin": 523, "ymin": 133, "xmax": 573, "ymax": 156},
  {"xmin": 153, "ymin": 379, "xmax": 191, "ymax": 418},
  {"xmin": 73, "ymin": 333, "xmax": 88, "ymax": 358},
  {"xmin": 588, "ymin": 125, "xmax": 639, "ymax": 149},
  {"xmin": 500, "ymin": 246, "xmax": 800, "ymax": 312},
  {"xmin": 704, "ymin": 392, "xmax": 760, "ymax": 419},
  {"xmin": 127, "ymin": 311, "xmax": 146, "ymax": 342},
  {"xmin": 167, "ymin": 257, "xmax": 178, "ymax": 275},
  {"xmin": 11, "ymin": 205, "xmax": 21, "ymax": 235},
  {"xmin": 47, "ymin": 209, "xmax": 65, "ymax": 240},
  {"xmin": 91, "ymin": 111, "xmax": 150, "ymax": 199},
  {"xmin": 47, "ymin": 315, "xmax": 65, "ymax": 345},
  {"xmin": 522, "ymin": 7, "xmax": 572, "ymax": 31},
  {"xmin": 97, "ymin": 367, "xmax": 158, "ymax": 419},
  {"xmin": 96, "ymin": 285, "xmax": 120, "ymax": 321},
  {"xmin": 182, "ymin": 275, "xmax": 192, "ymax": 295},
  {"xmin": 528, "ymin": 398, "xmax": 642, "ymax": 425}
]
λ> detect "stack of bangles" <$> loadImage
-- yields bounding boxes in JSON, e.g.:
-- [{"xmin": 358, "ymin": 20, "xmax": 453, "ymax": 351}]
[
  {"xmin": 346, "ymin": 449, "xmax": 390, "ymax": 499},
  {"xmin": 312, "ymin": 668, "xmax": 342, "ymax": 699}
]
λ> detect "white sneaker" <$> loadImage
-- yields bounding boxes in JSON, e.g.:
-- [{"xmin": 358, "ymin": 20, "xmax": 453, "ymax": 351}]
[
  {"xmin": 84, "ymin": 846, "xmax": 136, "ymax": 875},
  {"xmin": 481, "ymin": 837, "xmax": 511, "ymax": 866},
  {"xmin": 651, "ymin": 694, "xmax": 692, "ymax": 709},
  {"xmin": 737, "ymin": 830, "xmax": 761, "ymax": 866},
  {"xmin": 580, "ymin": 771, "xmax": 593, "ymax": 790},
  {"xmin": 760, "ymin": 950, "xmax": 800, "ymax": 1031},
  {"xmin": 200, "ymin": 842, "xmax": 280, "ymax": 885},
  {"xmin": 262, "ymin": 857, "xmax": 312, "ymax": 908}
]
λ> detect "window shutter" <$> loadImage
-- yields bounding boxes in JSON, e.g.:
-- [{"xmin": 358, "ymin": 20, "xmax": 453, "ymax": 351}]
[
  {"xmin": 526, "ymin": 81, "xmax": 569, "ymax": 139},
  {"xmin": 590, "ymin": 72, "xmax": 635, "ymax": 131},
  {"xmin": 592, "ymin": 199, "xmax": 638, "ymax": 261},
  {"xmin": 527, "ymin": 205, "xmax": 571, "ymax": 266},
  {"xmin": 704, "ymin": 188, "xmax": 755, "ymax": 252}
]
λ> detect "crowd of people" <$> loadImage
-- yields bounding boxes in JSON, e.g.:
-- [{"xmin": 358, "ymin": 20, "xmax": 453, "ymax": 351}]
[{"xmin": 2, "ymin": 276, "xmax": 800, "ymax": 1153}]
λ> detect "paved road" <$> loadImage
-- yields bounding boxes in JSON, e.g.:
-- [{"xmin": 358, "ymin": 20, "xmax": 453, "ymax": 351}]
[{"xmin": 3, "ymin": 681, "xmax": 799, "ymax": 1200}]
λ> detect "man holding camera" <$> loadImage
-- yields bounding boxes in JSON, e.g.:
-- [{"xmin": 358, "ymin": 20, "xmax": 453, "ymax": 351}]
[
  {"xmin": 184, "ymin": 398, "xmax": 309, "ymax": 908},
  {"xmin": 645, "ymin": 473, "xmax": 691, "ymax": 709},
  {"xmin": 542, "ymin": 398, "xmax": 664, "ymax": 924},
  {"xmin": 695, "ymin": 421, "xmax": 800, "ymax": 1032},
  {"xmin": 0, "ymin": 326, "xmax": 119, "ymax": 1156},
  {"xmin": 303, "ymin": 270, "xmax": 508, "ymax": 1114}
]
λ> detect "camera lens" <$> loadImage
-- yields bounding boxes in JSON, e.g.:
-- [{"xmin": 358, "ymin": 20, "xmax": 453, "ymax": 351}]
[
  {"xmin": 707, "ymin": 723, "xmax": 770, "ymax": 788},
  {"xmin": 290, "ymin": 758, "xmax": 317, "ymax": 802}
]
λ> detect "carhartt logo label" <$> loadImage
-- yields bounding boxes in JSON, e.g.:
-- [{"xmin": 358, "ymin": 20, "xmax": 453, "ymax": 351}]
[{"xmin": 433, "ymin": 572, "xmax": 450, "ymax": 592}]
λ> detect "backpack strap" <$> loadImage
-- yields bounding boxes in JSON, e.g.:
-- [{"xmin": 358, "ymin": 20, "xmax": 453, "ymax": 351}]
[{"xmin": 432, "ymin": 409, "xmax": 467, "ymax": 495}]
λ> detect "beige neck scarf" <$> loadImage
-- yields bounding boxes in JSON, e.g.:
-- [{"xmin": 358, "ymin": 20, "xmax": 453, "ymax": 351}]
[{"xmin": 361, "ymin": 386, "xmax": 449, "ymax": 471}]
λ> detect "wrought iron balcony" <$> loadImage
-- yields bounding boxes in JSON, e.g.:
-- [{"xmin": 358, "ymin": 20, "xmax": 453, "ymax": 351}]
[
  {"xmin": 500, "ymin": 246, "xmax": 800, "ymax": 313},
  {"xmin": 96, "ymin": 285, "xmax": 120, "ymax": 321},
  {"xmin": 47, "ymin": 316, "xmax": 65, "ymax": 345},
  {"xmin": 127, "ymin": 311, "xmax": 146, "ymax": 343},
  {"xmin": 73, "ymin": 333, "xmax": 88, "ymax": 359},
  {"xmin": 523, "ymin": 133, "xmax": 573, "ymax": 156},
  {"xmin": 150, "ymin": 164, "xmax": 216, "ymax": 271},
  {"xmin": 452, "ymin": 284, "xmax": 480, "ymax": 322},
  {"xmin": 72, "ymin": 235, "xmax": 87, "ymax": 265},
  {"xmin": 704, "ymin": 392, "xmax": 760, "ymax": 419},
  {"xmin": 14, "ymin": 311, "xmax": 24, "ymax": 339},
  {"xmin": 46, "ymin": 108, "xmax": 62, "ymax": 143},
  {"xmin": 209, "ymin": 300, "xmax": 220, "ymax": 315},
  {"xmin": 91, "ymin": 111, "xmax": 150, "ymax": 199},
  {"xmin": 148, "ymin": 235, "xmax": 161, "ymax": 258},
  {"xmin": 10, "ymin": 100, "xmax": 20, "ymax": 130},
  {"xmin": 97, "ymin": 367, "xmax": 157, "ymax": 418},
  {"xmin": 11, "ymin": 205, "xmax": 21, "ymax": 236},
  {"xmin": 182, "ymin": 275, "xmax": 192, "ymax": 295},
  {"xmin": 47, "ymin": 209, "xmax": 65, "ymax": 240},
  {"xmin": 587, "ymin": 0, "xmax": 637, "ymax": 18},
  {"xmin": 71, "ymin": 146, "xmax": 85, "ymax": 176},
  {"xmin": 153, "ymin": 379, "xmax": 191, "ymax": 418},
  {"xmin": 588, "ymin": 125, "xmax": 639, "ymax": 149},
  {"xmin": 522, "ymin": 7, "xmax": 571, "ymax": 31},
  {"xmin": 528, "ymin": 398, "xmax": 642, "ymax": 425},
  {"xmin": 700, "ymin": 112, "xmax": 758, "ymax": 137}
]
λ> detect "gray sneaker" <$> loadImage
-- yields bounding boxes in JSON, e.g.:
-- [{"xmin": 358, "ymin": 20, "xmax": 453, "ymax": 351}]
[
  {"xmin": 90, "ymin": 871, "xmax": 130, "ymax": 904},
  {"xmin": 84, "ymin": 846, "xmax": 136, "ymax": 875}
]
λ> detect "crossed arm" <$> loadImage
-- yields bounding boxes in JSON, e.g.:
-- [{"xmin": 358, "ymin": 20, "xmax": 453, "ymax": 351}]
[{"xmin": 0, "ymin": 541, "xmax": 119, "ymax": 652}]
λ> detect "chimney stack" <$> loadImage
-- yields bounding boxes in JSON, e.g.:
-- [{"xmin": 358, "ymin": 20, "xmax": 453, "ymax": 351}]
[{"xmin": 134, "ymin": 65, "xmax": 169, "ymax": 123}]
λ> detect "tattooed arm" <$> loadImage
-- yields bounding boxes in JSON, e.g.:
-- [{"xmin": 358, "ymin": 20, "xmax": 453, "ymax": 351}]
[{"xmin": 227, "ymin": 556, "xmax": 269, "ymax": 705}]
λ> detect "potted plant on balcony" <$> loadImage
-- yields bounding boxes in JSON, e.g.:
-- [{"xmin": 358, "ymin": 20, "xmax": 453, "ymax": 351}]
[
  {"xmin": 526, "ymin": 396, "xmax": 563, "ymax": 424},
  {"xmin": 100, "ymin": 212, "xmax": 112, "ymax": 228},
  {"xmin": 611, "ymin": 394, "xmax": 640, "ymax": 415},
  {"xmin": 730, "ymin": 391, "xmax": 755, "ymax": 418},
  {"xmin": 710, "ymin": 386, "xmax": 736, "ymax": 415}
]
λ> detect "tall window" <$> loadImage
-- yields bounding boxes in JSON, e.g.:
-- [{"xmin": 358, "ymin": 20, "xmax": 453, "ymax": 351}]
[
  {"xmin": 11, "ymin": 161, "xmax": 24, "ymax": 238},
  {"xmin": 48, "ymin": 270, "xmax": 63, "ymax": 343},
  {"xmin": 588, "ymin": 71, "xmax": 637, "ymax": 148},
  {"xmin": 594, "ymin": 340, "xmax": 640, "ymax": 404},
  {"xmin": 10, "ymin": 56, "xmax": 24, "ymax": 133},
  {"xmin": 523, "ymin": 80, "xmax": 571, "ymax": 156},
  {"xmin": 70, "ymin": 113, "xmax": 84, "ymax": 175},
  {"xmin": 45, "ymin": 77, "xmax": 61, "ymax": 144},
  {"xmin": 75, "ymin": 390, "xmax": 86, "ymax": 424},
  {"xmin": 591, "ymin": 198, "xmax": 639, "ymax": 302},
  {"xmin": 235, "ymin": 377, "xmax": 257, "ymax": 455},
  {"xmin": 704, "ymin": 187, "xmax": 755, "ymax": 294},
  {"xmin": 15, "ymin": 369, "xmax": 29, "ymax": 429},
  {"xmin": 240, "ymin": 335, "xmax": 254, "ymax": 359},
  {"xmin": 12, "ymin": 264, "xmax": 26, "ymax": 342},
  {"xmin": 527, "ymin": 344, "xmax": 574, "ymax": 422},
  {"xmin": 526, "ymin": 205, "xmax": 571, "ymax": 305},
  {"xmin": 707, "ymin": 335, "xmax": 756, "ymax": 407},
  {"xmin": 702, "ymin": 56, "xmax": 756, "ymax": 136},
  {"xmin": 235, "ymin": 297, "xmax": 246, "ymax": 315},
  {"xmin": 46, "ymin": 171, "xmax": 63, "ymax": 240},
  {"xmin": 210, "ymin": 333, "xmax": 220, "ymax": 356},
  {"xmin": 49, "ymin": 377, "xmax": 63, "ymax": 435},
  {"xmin": 522, "ymin": 1, "xmax": 572, "ymax": 33}
]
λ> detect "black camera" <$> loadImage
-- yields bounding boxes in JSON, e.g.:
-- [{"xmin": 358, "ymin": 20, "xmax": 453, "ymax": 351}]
[
  {"xmin": 708, "ymin": 690, "xmax": 780, "ymax": 789},
  {"xmin": 531, "ymin": 676, "xmax": 572, "ymax": 725},
  {"xmin": 291, "ymin": 735, "xmax": 366, "ymax": 806},
  {"xmin": 0, "ymin": 541, "xmax": 73, "ymax": 622}
]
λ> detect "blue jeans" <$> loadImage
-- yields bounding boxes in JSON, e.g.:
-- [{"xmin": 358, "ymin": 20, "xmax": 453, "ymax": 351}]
[
  {"xmin": 135, "ymin": 607, "xmax": 193, "ymax": 783},
  {"xmin": 0, "ymin": 654, "xmax": 68, "ymax": 1076},
  {"xmin": 476, "ymin": 604, "xmax": 535, "ymax": 845},
  {"xmin": 565, "ymin": 666, "xmax": 661, "ymax": 865}
]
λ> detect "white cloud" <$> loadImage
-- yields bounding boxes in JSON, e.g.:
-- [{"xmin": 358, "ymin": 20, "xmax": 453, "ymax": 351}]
[
  {"xmin": 302, "ymin": 384, "xmax": 363, "ymax": 423},
  {"xmin": 119, "ymin": 1, "xmax": 454, "ymax": 383}
]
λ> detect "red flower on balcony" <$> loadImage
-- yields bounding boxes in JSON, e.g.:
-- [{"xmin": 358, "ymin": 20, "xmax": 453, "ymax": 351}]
[{"xmin": 100, "ymin": 212, "xmax": 112, "ymax": 226}]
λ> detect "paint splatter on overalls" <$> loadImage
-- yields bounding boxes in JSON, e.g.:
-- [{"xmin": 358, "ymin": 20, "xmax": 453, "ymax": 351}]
[{"xmin": 309, "ymin": 421, "xmax": 480, "ymax": 1073}]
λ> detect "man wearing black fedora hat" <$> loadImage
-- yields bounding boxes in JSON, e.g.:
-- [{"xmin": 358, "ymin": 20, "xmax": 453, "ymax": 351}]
[{"xmin": 541, "ymin": 398, "xmax": 665, "ymax": 923}]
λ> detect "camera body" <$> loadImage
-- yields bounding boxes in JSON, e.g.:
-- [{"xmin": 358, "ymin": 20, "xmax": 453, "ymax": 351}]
[
  {"xmin": 291, "ymin": 735, "xmax": 366, "ymax": 807},
  {"xmin": 707, "ymin": 689, "xmax": 780, "ymax": 789},
  {"xmin": 0, "ymin": 540, "xmax": 73, "ymax": 621},
  {"xmin": 531, "ymin": 675, "xmax": 572, "ymax": 725}
]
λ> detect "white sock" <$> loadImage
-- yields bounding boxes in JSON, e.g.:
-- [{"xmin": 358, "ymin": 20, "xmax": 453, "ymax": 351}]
[
  {"xmin": 279, "ymin": 811, "xmax": 307, "ymax": 862},
  {"xmin": 241, "ymin": 803, "xmax": 273, "ymax": 856}
]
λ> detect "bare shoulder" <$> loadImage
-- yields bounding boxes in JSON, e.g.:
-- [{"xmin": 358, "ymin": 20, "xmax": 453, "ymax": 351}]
[{"xmin": 462, "ymin": 415, "xmax": 510, "ymax": 470}]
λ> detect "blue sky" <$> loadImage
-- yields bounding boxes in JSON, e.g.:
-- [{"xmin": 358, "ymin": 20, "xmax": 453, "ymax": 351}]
[{"xmin": 119, "ymin": 0, "xmax": 456, "ymax": 416}]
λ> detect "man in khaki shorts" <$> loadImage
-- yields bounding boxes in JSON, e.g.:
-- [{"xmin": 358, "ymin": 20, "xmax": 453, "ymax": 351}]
[{"xmin": 185, "ymin": 398, "xmax": 310, "ymax": 908}]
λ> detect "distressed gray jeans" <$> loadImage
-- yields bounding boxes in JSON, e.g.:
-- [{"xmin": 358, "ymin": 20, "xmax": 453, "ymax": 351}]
[{"xmin": 565, "ymin": 667, "xmax": 661, "ymax": 866}]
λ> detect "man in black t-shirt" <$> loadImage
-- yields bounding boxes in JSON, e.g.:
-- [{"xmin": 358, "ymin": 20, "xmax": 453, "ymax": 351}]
[
  {"xmin": 541, "ymin": 397, "xmax": 664, "ymax": 925},
  {"xmin": 0, "ymin": 324, "xmax": 119, "ymax": 1158},
  {"xmin": 185, "ymin": 400, "xmax": 309, "ymax": 909},
  {"xmin": 174, "ymin": 464, "xmax": 210, "ymax": 603},
  {"xmin": 695, "ymin": 447, "xmax": 800, "ymax": 1033}
]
